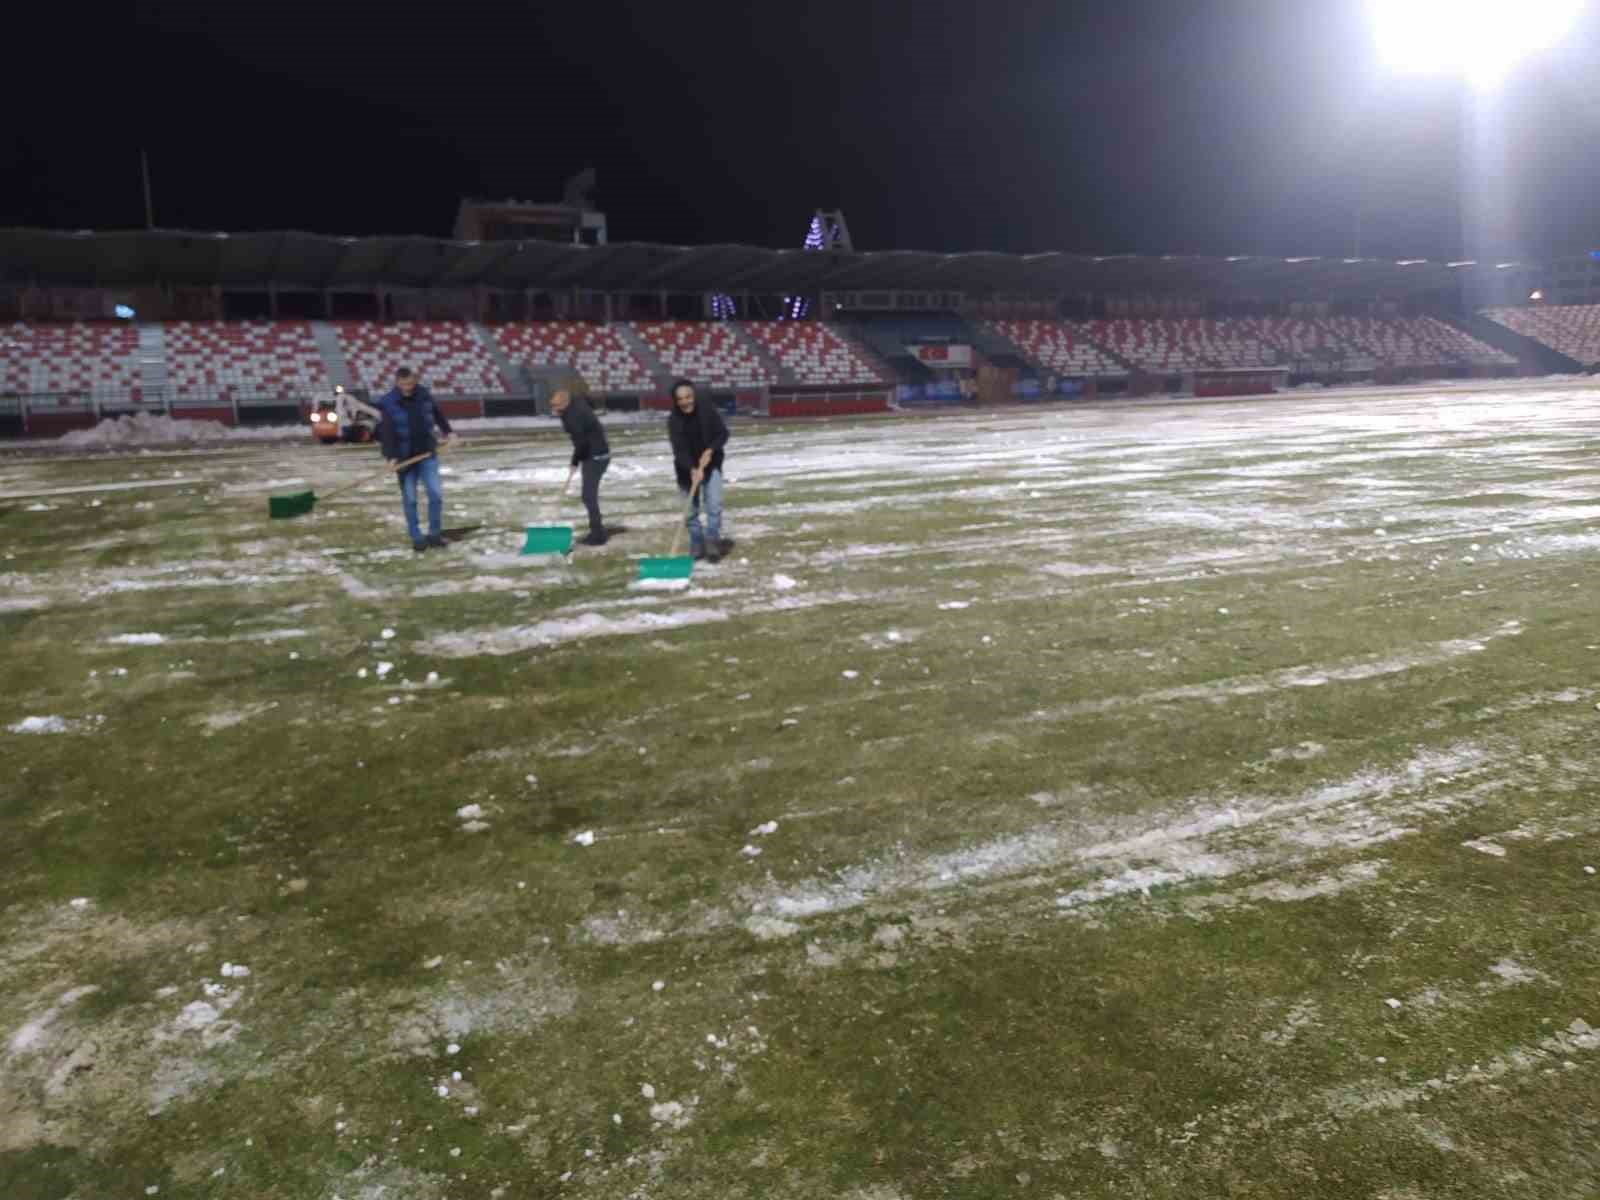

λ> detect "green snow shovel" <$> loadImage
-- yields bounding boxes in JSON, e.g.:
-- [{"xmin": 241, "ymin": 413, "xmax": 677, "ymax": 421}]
[
  {"xmin": 269, "ymin": 451, "xmax": 432, "ymax": 519},
  {"xmin": 521, "ymin": 467, "xmax": 575, "ymax": 556},
  {"xmin": 637, "ymin": 478, "xmax": 701, "ymax": 582}
]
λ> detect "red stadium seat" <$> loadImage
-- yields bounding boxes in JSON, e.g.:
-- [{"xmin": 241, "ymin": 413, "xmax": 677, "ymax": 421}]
[
  {"xmin": 633, "ymin": 322, "xmax": 777, "ymax": 388},
  {"xmin": 335, "ymin": 321, "xmax": 508, "ymax": 396},
  {"xmin": 0, "ymin": 321, "xmax": 140, "ymax": 400},
  {"xmin": 494, "ymin": 322, "xmax": 654, "ymax": 393},
  {"xmin": 741, "ymin": 321, "xmax": 885, "ymax": 385},
  {"xmin": 163, "ymin": 321, "xmax": 330, "ymax": 399}
]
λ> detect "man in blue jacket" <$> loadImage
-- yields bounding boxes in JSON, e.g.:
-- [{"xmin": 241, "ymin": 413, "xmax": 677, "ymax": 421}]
[{"xmin": 378, "ymin": 367, "xmax": 453, "ymax": 552}]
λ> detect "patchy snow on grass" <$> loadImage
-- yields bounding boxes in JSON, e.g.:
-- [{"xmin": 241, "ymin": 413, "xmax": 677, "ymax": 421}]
[
  {"xmin": 1038, "ymin": 562, "xmax": 1126, "ymax": 580},
  {"xmin": 106, "ymin": 633, "xmax": 166, "ymax": 646},
  {"xmin": 9, "ymin": 986, "xmax": 100, "ymax": 1055},
  {"xmin": 197, "ymin": 702, "xmax": 278, "ymax": 733},
  {"xmin": 421, "ymin": 608, "xmax": 731, "ymax": 657},
  {"xmin": 1261, "ymin": 999, "xmax": 1321, "ymax": 1047},
  {"xmin": 8, "ymin": 715, "xmax": 102, "ymax": 735},
  {"xmin": 740, "ymin": 745, "xmax": 1485, "ymax": 931},
  {"xmin": 1032, "ymin": 622, "xmax": 1524, "ymax": 722}
]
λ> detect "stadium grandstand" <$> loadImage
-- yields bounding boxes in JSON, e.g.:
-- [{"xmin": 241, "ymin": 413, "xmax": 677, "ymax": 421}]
[{"xmin": 0, "ymin": 221, "xmax": 1593, "ymax": 437}]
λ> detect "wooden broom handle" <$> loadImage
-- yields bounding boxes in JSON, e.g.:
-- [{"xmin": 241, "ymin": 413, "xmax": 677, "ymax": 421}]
[
  {"xmin": 668, "ymin": 477, "xmax": 702, "ymax": 559},
  {"xmin": 321, "ymin": 450, "xmax": 433, "ymax": 501}
]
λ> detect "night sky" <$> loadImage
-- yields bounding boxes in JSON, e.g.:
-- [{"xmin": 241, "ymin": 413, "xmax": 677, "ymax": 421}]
[{"xmin": 8, "ymin": 1, "xmax": 1599, "ymax": 259}]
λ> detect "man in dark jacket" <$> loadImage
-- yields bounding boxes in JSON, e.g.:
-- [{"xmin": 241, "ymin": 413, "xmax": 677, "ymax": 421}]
[
  {"xmin": 377, "ymin": 367, "xmax": 453, "ymax": 552},
  {"xmin": 550, "ymin": 388, "xmax": 611, "ymax": 546},
  {"xmin": 666, "ymin": 379, "xmax": 732, "ymax": 563}
]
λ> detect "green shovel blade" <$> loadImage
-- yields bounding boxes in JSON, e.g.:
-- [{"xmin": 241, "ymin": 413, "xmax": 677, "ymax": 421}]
[
  {"xmin": 637, "ymin": 555, "xmax": 694, "ymax": 581},
  {"xmin": 521, "ymin": 526, "xmax": 573, "ymax": 555},
  {"xmin": 269, "ymin": 491, "xmax": 316, "ymax": 519}
]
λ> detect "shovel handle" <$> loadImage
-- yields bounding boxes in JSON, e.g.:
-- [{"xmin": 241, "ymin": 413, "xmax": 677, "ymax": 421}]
[
  {"xmin": 321, "ymin": 450, "xmax": 433, "ymax": 502},
  {"xmin": 541, "ymin": 468, "xmax": 576, "ymax": 523},
  {"xmin": 667, "ymin": 477, "xmax": 702, "ymax": 559}
]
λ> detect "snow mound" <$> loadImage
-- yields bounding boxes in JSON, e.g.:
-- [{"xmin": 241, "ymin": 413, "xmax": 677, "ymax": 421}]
[
  {"xmin": 9, "ymin": 715, "xmax": 102, "ymax": 735},
  {"xmin": 58, "ymin": 413, "xmax": 299, "ymax": 448}
]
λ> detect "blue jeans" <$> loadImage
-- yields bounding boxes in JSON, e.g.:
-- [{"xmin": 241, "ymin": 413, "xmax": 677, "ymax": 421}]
[
  {"xmin": 687, "ymin": 467, "xmax": 724, "ymax": 549},
  {"xmin": 397, "ymin": 456, "xmax": 443, "ymax": 543}
]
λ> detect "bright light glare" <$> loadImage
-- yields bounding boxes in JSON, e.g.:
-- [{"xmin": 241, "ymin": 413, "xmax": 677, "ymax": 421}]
[{"xmin": 1372, "ymin": 0, "xmax": 1582, "ymax": 84}]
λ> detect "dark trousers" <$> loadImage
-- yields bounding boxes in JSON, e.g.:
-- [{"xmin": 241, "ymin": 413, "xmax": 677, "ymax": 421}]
[{"xmin": 580, "ymin": 455, "xmax": 610, "ymax": 536}]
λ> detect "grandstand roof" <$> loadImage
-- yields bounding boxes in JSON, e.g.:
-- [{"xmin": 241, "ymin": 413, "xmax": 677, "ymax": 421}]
[{"xmin": 0, "ymin": 227, "xmax": 1526, "ymax": 300}]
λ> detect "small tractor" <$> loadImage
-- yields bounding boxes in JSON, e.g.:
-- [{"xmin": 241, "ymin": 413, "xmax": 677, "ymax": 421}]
[{"xmin": 308, "ymin": 386, "xmax": 382, "ymax": 445}]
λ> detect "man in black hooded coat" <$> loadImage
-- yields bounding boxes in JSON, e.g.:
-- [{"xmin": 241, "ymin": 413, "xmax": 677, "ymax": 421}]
[{"xmin": 665, "ymin": 378, "xmax": 733, "ymax": 563}]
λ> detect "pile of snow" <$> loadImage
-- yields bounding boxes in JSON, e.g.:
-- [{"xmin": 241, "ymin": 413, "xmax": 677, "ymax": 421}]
[
  {"xmin": 107, "ymin": 632, "xmax": 166, "ymax": 646},
  {"xmin": 455, "ymin": 803, "xmax": 491, "ymax": 834},
  {"xmin": 9, "ymin": 715, "xmax": 102, "ymax": 735},
  {"xmin": 58, "ymin": 413, "xmax": 300, "ymax": 449},
  {"xmin": 10, "ymin": 716, "xmax": 73, "ymax": 735}
]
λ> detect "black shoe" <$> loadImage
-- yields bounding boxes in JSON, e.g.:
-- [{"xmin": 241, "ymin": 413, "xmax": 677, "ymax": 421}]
[
  {"xmin": 703, "ymin": 547, "xmax": 723, "ymax": 565},
  {"xmin": 426, "ymin": 534, "xmax": 446, "ymax": 549},
  {"xmin": 717, "ymin": 537, "xmax": 736, "ymax": 556},
  {"xmin": 578, "ymin": 532, "xmax": 609, "ymax": 547},
  {"xmin": 412, "ymin": 540, "xmax": 428, "ymax": 553},
  {"xmin": 691, "ymin": 545, "xmax": 707, "ymax": 561}
]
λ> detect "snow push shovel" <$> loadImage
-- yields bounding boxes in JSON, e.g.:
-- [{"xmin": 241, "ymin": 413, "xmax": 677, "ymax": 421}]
[
  {"xmin": 521, "ymin": 468, "xmax": 576, "ymax": 556},
  {"xmin": 637, "ymin": 479, "xmax": 700, "ymax": 583},
  {"xmin": 269, "ymin": 450, "xmax": 432, "ymax": 519}
]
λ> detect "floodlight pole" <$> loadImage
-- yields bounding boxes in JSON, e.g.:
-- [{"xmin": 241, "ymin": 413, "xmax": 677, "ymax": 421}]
[{"xmin": 141, "ymin": 149, "xmax": 154, "ymax": 230}]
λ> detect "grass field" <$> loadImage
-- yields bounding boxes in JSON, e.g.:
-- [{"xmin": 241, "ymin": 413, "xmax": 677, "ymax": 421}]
[{"xmin": 4, "ymin": 383, "xmax": 1600, "ymax": 1199}]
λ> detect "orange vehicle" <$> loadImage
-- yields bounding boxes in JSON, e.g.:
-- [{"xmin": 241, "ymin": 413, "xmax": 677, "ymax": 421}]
[{"xmin": 308, "ymin": 386, "xmax": 380, "ymax": 444}]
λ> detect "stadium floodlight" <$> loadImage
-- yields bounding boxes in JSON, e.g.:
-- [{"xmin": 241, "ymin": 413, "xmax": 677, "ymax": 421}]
[
  {"xmin": 114, "ymin": 304, "xmax": 135, "ymax": 320},
  {"xmin": 1530, "ymin": 289, "xmax": 1545, "ymax": 300},
  {"xmin": 1371, "ymin": 0, "xmax": 1582, "ymax": 85}
]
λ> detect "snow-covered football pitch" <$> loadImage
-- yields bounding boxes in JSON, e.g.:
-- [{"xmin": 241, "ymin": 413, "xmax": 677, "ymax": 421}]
[{"xmin": 4, "ymin": 381, "xmax": 1600, "ymax": 1198}]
